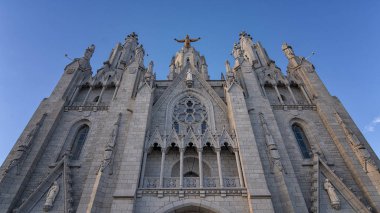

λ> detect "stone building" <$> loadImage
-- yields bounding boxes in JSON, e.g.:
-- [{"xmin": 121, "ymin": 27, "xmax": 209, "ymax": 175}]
[{"xmin": 1, "ymin": 32, "xmax": 379, "ymax": 213}]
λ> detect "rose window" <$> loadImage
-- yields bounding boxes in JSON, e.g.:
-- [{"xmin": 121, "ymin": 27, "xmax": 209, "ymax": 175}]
[{"xmin": 173, "ymin": 96, "xmax": 207, "ymax": 133}]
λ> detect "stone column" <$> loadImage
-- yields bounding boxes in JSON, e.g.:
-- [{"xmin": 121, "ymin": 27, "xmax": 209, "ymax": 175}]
[
  {"xmin": 274, "ymin": 84, "xmax": 284, "ymax": 105},
  {"xmin": 139, "ymin": 151, "xmax": 148, "ymax": 188},
  {"xmin": 216, "ymin": 148, "xmax": 224, "ymax": 188},
  {"xmin": 69, "ymin": 85, "xmax": 80, "ymax": 105},
  {"xmin": 179, "ymin": 148, "xmax": 184, "ymax": 188},
  {"xmin": 198, "ymin": 148, "xmax": 203, "ymax": 188},
  {"xmin": 300, "ymin": 84, "xmax": 312, "ymax": 104},
  {"xmin": 286, "ymin": 84, "xmax": 297, "ymax": 104},
  {"xmin": 82, "ymin": 86, "xmax": 93, "ymax": 105},
  {"xmin": 234, "ymin": 149, "xmax": 244, "ymax": 187},
  {"xmin": 112, "ymin": 85, "xmax": 120, "ymax": 101},
  {"xmin": 159, "ymin": 149, "xmax": 166, "ymax": 188}
]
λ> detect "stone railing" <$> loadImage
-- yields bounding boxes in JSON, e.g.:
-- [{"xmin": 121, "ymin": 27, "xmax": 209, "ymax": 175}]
[
  {"xmin": 64, "ymin": 104, "xmax": 109, "ymax": 112},
  {"xmin": 143, "ymin": 177, "xmax": 240, "ymax": 189},
  {"xmin": 271, "ymin": 105, "xmax": 317, "ymax": 111},
  {"xmin": 137, "ymin": 187, "xmax": 247, "ymax": 198},
  {"xmin": 223, "ymin": 177, "xmax": 240, "ymax": 187}
]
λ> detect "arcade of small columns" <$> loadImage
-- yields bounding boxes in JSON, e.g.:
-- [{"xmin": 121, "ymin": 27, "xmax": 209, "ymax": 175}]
[
  {"xmin": 139, "ymin": 130, "xmax": 245, "ymax": 189},
  {"xmin": 261, "ymin": 72, "xmax": 312, "ymax": 105}
]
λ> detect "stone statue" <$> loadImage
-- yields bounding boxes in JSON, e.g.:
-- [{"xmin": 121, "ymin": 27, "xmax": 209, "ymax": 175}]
[
  {"xmin": 98, "ymin": 131, "xmax": 115, "ymax": 174},
  {"xmin": 98, "ymin": 114, "xmax": 121, "ymax": 174},
  {"xmin": 174, "ymin": 34, "xmax": 201, "ymax": 48},
  {"xmin": 134, "ymin": 44, "xmax": 145, "ymax": 65},
  {"xmin": 324, "ymin": 178, "xmax": 340, "ymax": 210},
  {"xmin": 225, "ymin": 60, "xmax": 232, "ymax": 74},
  {"xmin": 5, "ymin": 114, "xmax": 47, "ymax": 174},
  {"xmin": 259, "ymin": 113, "xmax": 284, "ymax": 172},
  {"xmin": 144, "ymin": 61, "xmax": 154, "ymax": 83},
  {"xmin": 44, "ymin": 181, "xmax": 60, "ymax": 211},
  {"xmin": 74, "ymin": 44, "xmax": 95, "ymax": 73},
  {"xmin": 281, "ymin": 43, "xmax": 295, "ymax": 60},
  {"xmin": 186, "ymin": 69, "xmax": 193, "ymax": 81},
  {"xmin": 232, "ymin": 43, "xmax": 244, "ymax": 60},
  {"xmin": 225, "ymin": 60, "xmax": 235, "ymax": 84},
  {"xmin": 84, "ymin": 44, "xmax": 95, "ymax": 61}
]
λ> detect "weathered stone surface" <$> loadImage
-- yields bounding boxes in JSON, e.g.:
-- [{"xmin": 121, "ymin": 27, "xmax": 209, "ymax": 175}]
[{"xmin": 1, "ymin": 32, "xmax": 379, "ymax": 213}]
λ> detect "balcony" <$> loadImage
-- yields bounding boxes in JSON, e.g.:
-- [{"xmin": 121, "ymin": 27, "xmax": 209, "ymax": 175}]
[{"xmin": 138, "ymin": 176, "xmax": 246, "ymax": 198}]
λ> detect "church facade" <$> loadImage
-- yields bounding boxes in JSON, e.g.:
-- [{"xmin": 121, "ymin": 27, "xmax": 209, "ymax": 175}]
[{"xmin": 1, "ymin": 32, "xmax": 380, "ymax": 213}]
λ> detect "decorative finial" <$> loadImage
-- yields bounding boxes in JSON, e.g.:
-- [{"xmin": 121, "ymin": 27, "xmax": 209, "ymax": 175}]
[{"xmin": 174, "ymin": 34, "xmax": 201, "ymax": 48}]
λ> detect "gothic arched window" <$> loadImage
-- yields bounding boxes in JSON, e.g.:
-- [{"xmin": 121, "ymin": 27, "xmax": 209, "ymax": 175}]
[
  {"xmin": 71, "ymin": 125, "xmax": 89, "ymax": 160},
  {"xmin": 292, "ymin": 124, "xmax": 311, "ymax": 159}
]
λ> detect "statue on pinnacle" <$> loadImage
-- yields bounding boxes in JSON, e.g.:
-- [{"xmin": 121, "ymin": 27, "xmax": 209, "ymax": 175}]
[{"xmin": 174, "ymin": 34, "xmax": 201, "ymax": 48}]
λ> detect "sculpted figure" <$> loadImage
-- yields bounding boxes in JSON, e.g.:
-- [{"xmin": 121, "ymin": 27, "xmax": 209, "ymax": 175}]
[
  {"xmin": 44, "ymin": 181, "xmax": 60, "ymax": 211},
  {"xmin": 186, "ymin": 69, "xmax": 193, "ymax": 81},
  {"xmin": 5, "ymin": 114, "xmax": 46, "ymax": 174},
  {"xmin": 99, "ymin": 129, "xmax": 116, "ymax": 174},
  {"xmin": 98, "ymin": 114, "xmax": 121, "ymax": 174},
  {"xmin": 281, "ymin": 43, "xmax": 295, "ymax": 60},
  {"xmin": 225, "ymin": 60, "xmax": 235, "ymax": 84},
  {"xmin": 134, "ymin": 44, "xmax": 145, "ymax": 65},
  {"xmin": 174, "ymin": 34, "xmax": 201, "ymax": 48},
  {"xmin": 232, "ymin": 43, "xmax": 244, "ymax": 60},
  {"xmin": 84, "ymin": 44, "xmax": 95, "ymax": 60},
  {"xmin": 324, "ymin": 179, "xmax": 341, "ymax": 210}
]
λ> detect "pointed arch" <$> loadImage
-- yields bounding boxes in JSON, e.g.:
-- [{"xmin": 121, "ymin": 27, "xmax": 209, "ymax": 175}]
[
  {"xmin": 70, "ymin": 124, "xmax": 89, "ymax": 160},
  {"xmin": 57, "ymin": 119, "xmax": 91, "ymax": 162},
  {"xmin": 290, "ymin": 121, "xmax": 312, "ymax": 159}
]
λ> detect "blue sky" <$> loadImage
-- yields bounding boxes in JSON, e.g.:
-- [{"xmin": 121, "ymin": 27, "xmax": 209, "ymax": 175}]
[{"xmin": 0, "ymin": 0, "xmax": 379, "ymax": 165}]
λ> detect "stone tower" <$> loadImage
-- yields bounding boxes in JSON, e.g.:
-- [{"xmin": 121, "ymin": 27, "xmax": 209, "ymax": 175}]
[{"xmin": 1, "ymin": 32, "xmax": 379, "ymax": 213}]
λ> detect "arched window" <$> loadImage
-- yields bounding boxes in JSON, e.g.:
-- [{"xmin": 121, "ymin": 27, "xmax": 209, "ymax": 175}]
[
  {"xmin": 71, "ymin": 125, "xmax": 89, "ymax": 160},
  {"xmin": 292, "ymin": 124, "xmax": 311, "ymax": 159}
]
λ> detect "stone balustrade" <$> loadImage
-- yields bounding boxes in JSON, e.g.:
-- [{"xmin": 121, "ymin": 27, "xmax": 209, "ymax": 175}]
[{"xmin": 143, "ymin": 176, "xmax": 240, "ymax": 189}]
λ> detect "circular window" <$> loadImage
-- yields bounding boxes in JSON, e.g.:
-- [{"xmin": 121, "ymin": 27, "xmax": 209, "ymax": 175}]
[{"xmin": 173, "ymin": 96, "xmax": 207, "ymax": 125}]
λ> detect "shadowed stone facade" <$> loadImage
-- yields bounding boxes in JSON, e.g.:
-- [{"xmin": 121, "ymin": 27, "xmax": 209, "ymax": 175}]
[{"xmin": 1, "ymin": 32, "xmax": 379, "ymax": 213}]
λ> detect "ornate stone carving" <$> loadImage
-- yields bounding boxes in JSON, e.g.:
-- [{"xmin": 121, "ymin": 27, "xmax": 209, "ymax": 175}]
[
  {"xmin": 167, "ymin": 178, "xmax": 177, "ymax": 188},
  {"xmin": 5, "ymin": 113, "xmax": 47, "ymax": 175},
  {"xmin": 66, "ymin": 44, "xmax": 95, "ymax": 74},
  {"xmin": 186, "ymin": 69, "xmax": 193, "ymax": 87},
  {"xmin": 324, "ymin": 178, "xmax": 341, "ymax": 210},
  {"xmin": 225, "ymin": 60, "xmax": 235, "ymax": 85},
  {"xmin": 281, "ymin": 43, "xmax": 295, "ymax": 60},
  {"xmin": 146, "ymin": 178, "xmax": 159, "ymax": 188},
  {"xmin": 224, "ymin": 178, "xmax": 237, "ymax": 187},
  {"xmin": 232, "ymin": 43, "xmax": 244, "ymax": 65},
  {"xmin": 43, "ymin": 181, "xmax": 60, "ymax": 212},
  {"xmin": 259, "ymin": 113, "xmax": 284, "ymax": 173},
  {"xmin": 334, "ymin": 112, "xmax": 378, "ymax": 172},
  {"xmin": 184, "ymin": 177, "xmax": 197, "ymax": 188},
  {"xmin": 134, "ymin": 44, "xmax": 145, "ymax": 66},
  {"xmin": 172, "ymin": 95, "xmax": 207, "ymax": 134},
  {"xmin": 204, "ymin": 177, "xmax": 217, "ymax": 188},
  {"xmin": 98, "ymin": 113, "xmax": 122, "ymax": 175}
]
